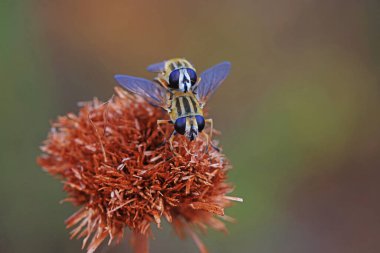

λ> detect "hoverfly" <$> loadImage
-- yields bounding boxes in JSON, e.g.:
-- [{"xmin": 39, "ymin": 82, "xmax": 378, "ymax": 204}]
[{"xmin": 115, "ymin": 58, "xmax": 231, "ymax": 152}]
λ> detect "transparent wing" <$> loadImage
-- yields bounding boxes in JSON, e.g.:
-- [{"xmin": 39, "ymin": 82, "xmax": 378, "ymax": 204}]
[
  {"xmin": 194, "ymin": 61, "xmax": 231, "ymax": 104},
  {"xmin": 114, "ymin": 74, "xmax": 167, "ymax": 108},
  {"xmin": 146, "ymin": 61, "xmax": 166, "ymax": 73}
]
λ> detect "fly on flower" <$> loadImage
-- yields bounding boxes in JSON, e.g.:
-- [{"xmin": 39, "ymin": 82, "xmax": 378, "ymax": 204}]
[{"xmin": 114, "ymin": 58, "xmax": 231, "ymax": 151}]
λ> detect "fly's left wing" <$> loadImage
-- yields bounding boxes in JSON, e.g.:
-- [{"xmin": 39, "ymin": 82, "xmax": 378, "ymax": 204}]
[
  {"xmin": 114, "ymin": 74, "xmax": 167, "ymax": 108},
  {"xmin": 146, "ymin": 61, "xmax": 166, "ymax": 73},
  {"xmin": 193, "ymin": 61, "xmax": 231, "ymax": 106}
]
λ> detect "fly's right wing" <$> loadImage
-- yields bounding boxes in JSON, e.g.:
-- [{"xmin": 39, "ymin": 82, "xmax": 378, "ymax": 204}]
[
  {"xmin": 194, "ymin": 61, "xmax": 231, "ymax": 106},
  {"xmin": 114, "ymin": 74, "xmax": 167, "ymax": 108}
]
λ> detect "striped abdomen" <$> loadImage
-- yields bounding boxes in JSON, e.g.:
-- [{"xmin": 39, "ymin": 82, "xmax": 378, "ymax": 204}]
[{"xmin": 169, "ymin": 94, "xmax": 203, "ymax": 121}]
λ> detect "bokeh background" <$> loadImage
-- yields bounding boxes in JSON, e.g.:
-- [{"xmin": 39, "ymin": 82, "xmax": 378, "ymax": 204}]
[{"xmin": 1, "ymin": 1, "xmax": 379, "ymax": 253}]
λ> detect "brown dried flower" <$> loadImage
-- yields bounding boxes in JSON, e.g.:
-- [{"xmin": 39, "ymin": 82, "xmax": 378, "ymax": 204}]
[{"xmin": 37, "ymin": 87, "xmax": 242, "ymax": 253}]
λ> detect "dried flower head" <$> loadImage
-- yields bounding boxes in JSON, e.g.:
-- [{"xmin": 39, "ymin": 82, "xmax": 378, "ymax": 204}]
[{"xmin": 37, "ymin": 87, "xmax": 242, "ymax": 253}]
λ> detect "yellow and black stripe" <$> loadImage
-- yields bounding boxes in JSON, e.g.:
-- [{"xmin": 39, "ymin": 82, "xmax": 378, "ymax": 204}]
[
  {"xmin": 170, "ymin": 93, "xmax": 202, "ymax": 121},
  {"xmin": 166, "ymin": 59, "xmax": 195, "ymax": 72}
]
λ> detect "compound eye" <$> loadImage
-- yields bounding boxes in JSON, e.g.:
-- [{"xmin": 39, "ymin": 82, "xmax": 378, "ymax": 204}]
[
  {"xmin": 174, "ymin": 117, "xmax": 186, "ymax": 135},
  {"xmin": 168, "ymin": 69, "xmax": 180, "ymax": 89},
  {"xmin": 187, "ymin": 69, "xmax": 197, "ymax": 85},
  {"xmin": 195, "ymin": 115, "xmax": 205, "ymax": 132}
]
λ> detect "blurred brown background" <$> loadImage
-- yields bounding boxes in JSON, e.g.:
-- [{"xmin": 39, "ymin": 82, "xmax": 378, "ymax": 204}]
[{"xmin": 1, "ymin": 1, "xmax": 379, "ymax": 253}]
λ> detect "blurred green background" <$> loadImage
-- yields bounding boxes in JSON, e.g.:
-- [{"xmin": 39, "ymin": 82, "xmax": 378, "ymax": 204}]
[{"xmin": 1, "ymin": 1, "xmax": 379, "ymax": 253}]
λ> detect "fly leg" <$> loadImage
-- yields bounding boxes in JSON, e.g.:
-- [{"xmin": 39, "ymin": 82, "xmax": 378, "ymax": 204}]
[
  {"xmin": 168, "ymin": 130, "xmax": 177, "ymax": 153},
  {"xmin": 157, "ymin": 119, "xmax": 172, "ymax": 147},
  {"xmin": 157, "ymin": 119, "xmax": 172, "ymax": 134},
  {"xmin": 205, "ymin": 118, "xmax": 214, "ymax": 140},
  {"xmin": 201, "ymin": 131, "xmax": 210, "ymax": 153},
  {"xmin": 205, "ymin": 118, "xmax": 220, "ymax": 152},
  {"xmin": 157, "ymin": 119, "xmax": 179, "ymax": 154}
]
